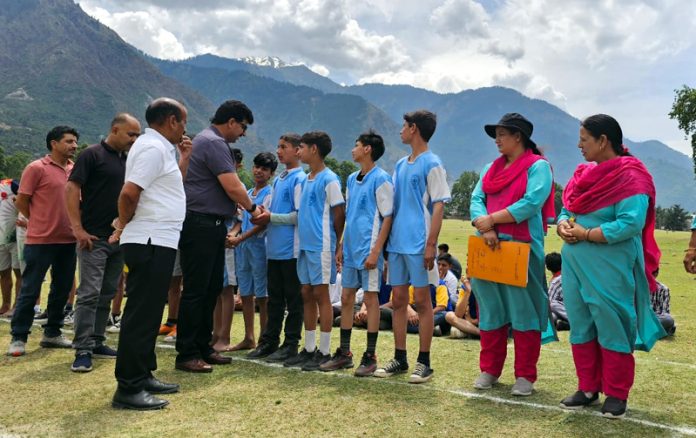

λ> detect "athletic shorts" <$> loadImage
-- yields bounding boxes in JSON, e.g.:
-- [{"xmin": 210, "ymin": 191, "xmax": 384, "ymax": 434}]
[
  {"xmin": 297, "ymin": 249, "xmax": 336, "ymax": 286},
  {"xmin": 388, "ymin": 252, "xmax": 438, "ymax": 288},
  {"xmin": 342, "ymin": 266, "xmax": 381, "ymax": 292},
  {"xmin": 0, "ymin": 242, "xmax": 19, "ymax": 271},
  {"xmin": 236, "ymin": 241, "xmax": 267, "ymax": 297}
]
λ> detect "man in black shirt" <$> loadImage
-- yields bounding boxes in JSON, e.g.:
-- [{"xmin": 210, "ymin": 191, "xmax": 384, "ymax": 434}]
[{"xmin": 66, "ymin": 113, "xmax": 141, "ymax": 373}]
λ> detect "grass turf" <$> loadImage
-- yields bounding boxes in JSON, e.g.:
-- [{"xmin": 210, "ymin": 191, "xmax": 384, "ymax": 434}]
[{"xmin": 1, "ymin": 220, "xmax": 695, "ymax": 437}]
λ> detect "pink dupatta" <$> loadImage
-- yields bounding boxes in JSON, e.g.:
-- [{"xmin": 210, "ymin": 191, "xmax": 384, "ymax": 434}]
[
  {"xmin": 563, "ymin": 156, "xmax": 661, "ymax": 292},
  {"xmin": 482, "ymin": 149, "xmax": 555, "ymax": 242}
]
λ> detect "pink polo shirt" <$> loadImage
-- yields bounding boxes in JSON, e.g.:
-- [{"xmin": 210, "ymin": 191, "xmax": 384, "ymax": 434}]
[{"xmin": 19, "ymin": 155, "xmax": 76, "ymax": 244}]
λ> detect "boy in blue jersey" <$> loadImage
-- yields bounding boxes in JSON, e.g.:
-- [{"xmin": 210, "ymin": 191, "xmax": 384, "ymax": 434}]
[
  {"xmin": 319, "ymin": 131, "xmax": 393, "ymax": 377},
  {"xmin": 227, "ymin": 152, "xmax": 277, "ymax": 351},
  {"xmin": 283, "ymin": 131, "xmax": 345, "ymax": 371},
  {"xmin": 247, "ymin": 133, "xmax": 307, "ymax": 362},
  {"xmin": 374, "ymin": 110, "xmax": 451, "ymax": 384}
]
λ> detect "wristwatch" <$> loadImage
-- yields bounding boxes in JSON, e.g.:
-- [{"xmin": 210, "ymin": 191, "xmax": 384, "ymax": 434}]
[{"xmin": 246, "ymin": 203, "xmax": 257, "ymax": 213}]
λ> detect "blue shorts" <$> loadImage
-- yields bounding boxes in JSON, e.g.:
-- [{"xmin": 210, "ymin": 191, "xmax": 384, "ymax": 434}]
[
  {"xmin": 388, "ymin": 252, "xmax": 438, "ymax": 288},
  {"xmin": 342, "ymin": 266, "xmax": 381, "ymax": 292},
  {"xmin": 236, "ymin": 240, "xmax": 267, "ymax": 298},
  {"xmin": 297, "ymin": 250, "xmax": 336, "ymax": 286},
  {"xmin": 222, "ymin": 247, "xmax": 237, "ymax": 287}
]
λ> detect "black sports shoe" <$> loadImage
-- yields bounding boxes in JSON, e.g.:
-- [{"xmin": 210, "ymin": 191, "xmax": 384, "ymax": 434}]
[
  {"xmin": 301, "ymin": 350, "xmax": 331, "ymax": 371},
  {"xmin": 246, "ymin": 343, "xmax": 277, "ymax": 359},
  {"xmin": 408, "ymin": 362, "xmax": 434, "ymax": 384},
  {"xmin": 283, "ymin": 348, "xmax": 314, "ymax": 368},
  {"xmin": 559, "ymin": 391, "xmax": 600, "ymax": 410},
  {"xmin": 319, "ymin": 348, "xmax": 354, "ymax": 372},
  {"xmin": 265, "ymin": 344, "xmax": 298, "ymax": 363},
  {"xmin": 373, "ymin": 358, "xmax": 409, "ymax": 378},
  {"xmin": 354, "ymin": 352, "xmax": 377, "ymax": 377},
  {"xmin": 601, "ymin": 396, "xmax": 627, "ymax": 419}
]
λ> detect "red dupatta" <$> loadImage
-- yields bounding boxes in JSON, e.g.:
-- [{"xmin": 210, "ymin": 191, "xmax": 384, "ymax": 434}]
[
  {"xmin": 563, "ymin": 156, "xmax": 661, "ymax": 292},
  {"xmin": 482, "ymin": 149, "xmax": 555, "ymax": 242}
]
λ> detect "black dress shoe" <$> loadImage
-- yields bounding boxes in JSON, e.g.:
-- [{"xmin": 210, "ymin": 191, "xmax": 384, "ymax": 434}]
[
  {"xmin": 246, "ymin": 343, "xmax": 277, "ymax": 359},
  {"xmin": 144, "ymin": 377, "xmax": 180, "ymax": 394},
  {"xmin": 112, "ymin": 389, "xmax": 168, "ymax": 411}
]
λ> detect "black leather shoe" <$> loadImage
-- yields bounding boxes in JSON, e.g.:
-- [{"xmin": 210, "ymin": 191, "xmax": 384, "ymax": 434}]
[
  {"xmin": 144, "ymin": 377, "xmax": 180, "ymax": 394},
  {"xmin": 246, "ymin": 343, "xmax": 277, "ymax": 359},
  {"xmin": 112, "ymin": 389, "xmax": 168, "ymax": 410}
]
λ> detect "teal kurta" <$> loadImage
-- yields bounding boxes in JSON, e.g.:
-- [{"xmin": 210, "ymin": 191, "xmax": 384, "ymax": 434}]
[
  {"xmin": 559, "ymin": 194, "xmax": 666, "ymax": 353},
  {"xmin": 470, "ymin": 160, "xmax": 556, "ymax": 343}
]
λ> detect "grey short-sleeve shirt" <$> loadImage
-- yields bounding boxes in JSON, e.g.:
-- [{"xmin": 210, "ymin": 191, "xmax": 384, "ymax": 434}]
[{"xmin": 184, "ymin": 126, "xmax": 237, "ymax": 218}]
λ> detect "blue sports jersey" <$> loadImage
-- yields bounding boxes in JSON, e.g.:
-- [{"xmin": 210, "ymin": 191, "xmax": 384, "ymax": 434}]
[
  {"xmin": 266, "ymin": 167, "xmax": 306, "ymax": 260},
  {"xmin": 343, "ymin": 166, "xmax": 393, "ymax": 269},
  {"xmin": 387, "ymin": 150, "xmax": 451, "ymax": 255},
  {"xmin": 298, "ymin": 167, "xmax": 345, "ymax": 252},
  {"xmin": 240, "ymin": 185, "xmax": 272, "ymax": 240}
]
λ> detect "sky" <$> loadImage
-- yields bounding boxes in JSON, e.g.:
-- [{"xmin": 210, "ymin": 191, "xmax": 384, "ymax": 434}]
[{"xmin": 76, "ymin": 0, "xmax": 696, "ymax": 155}]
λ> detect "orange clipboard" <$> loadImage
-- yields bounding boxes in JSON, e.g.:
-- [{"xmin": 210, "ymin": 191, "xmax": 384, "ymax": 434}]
[{"xmin": 466, "ymin": 236, "xmax": 530, "ymax": 288}]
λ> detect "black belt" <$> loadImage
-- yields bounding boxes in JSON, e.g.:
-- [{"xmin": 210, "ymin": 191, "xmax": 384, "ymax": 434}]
[{"xmin": 186, "ymin": 211, "xmax": 226, "ymax": 226}]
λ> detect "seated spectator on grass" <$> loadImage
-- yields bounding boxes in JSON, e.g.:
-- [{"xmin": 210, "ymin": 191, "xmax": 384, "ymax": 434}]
[
  {"xmin": 445, "ymin": 276, "xmax": 479, "ymax": 338},
  {"xmin": 545, "ymin": 252, "xmax": 569, "ymax": 331},
  {"xmin": 437, "ymin": 253, "xmax": 459, "ymax": 307},
  {"xmin": 380, "ymin": 283, "xmax": 449, "ymax": 336},
  {"xmin": 652, "ymin": 269, "xmax": 676, "ymax": 336},
  {"xmin": 437, "ymin": 243, "xmax": 462, "ymax": 279}
]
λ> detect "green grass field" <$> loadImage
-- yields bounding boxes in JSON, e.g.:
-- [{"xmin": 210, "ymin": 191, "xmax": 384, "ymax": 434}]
[{"xmin": 1, "ymin": 220, "xmax": 695, "ymax": 437}]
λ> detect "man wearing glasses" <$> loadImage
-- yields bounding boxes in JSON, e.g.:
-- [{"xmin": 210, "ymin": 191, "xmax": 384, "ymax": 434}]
[{"xmin": 175, "ymin": 99, "xmax": 261, "ymax": 373}]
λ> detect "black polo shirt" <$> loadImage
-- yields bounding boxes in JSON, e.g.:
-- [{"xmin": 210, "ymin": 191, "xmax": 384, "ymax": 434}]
[{"xmin": 69, "ymin": 141, "xmax": 126, "ymax": 238}]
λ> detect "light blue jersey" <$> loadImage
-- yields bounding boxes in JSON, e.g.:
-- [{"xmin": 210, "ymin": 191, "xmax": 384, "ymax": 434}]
[
  {"xmin": 343, "ymin": 166, "xmax": 393, "ymax": 269},
  {"xmin": 266, "ymin": 167, "xmax": 306, "ymax": 260},
  {"xmin": 387, "ymin": 151, "xmax": 451, "ymax": 255},
  {"xmin": 298, "ymin": 167, "xmax": 345, "ymax": 252},
  {"xmin": 240, "ymin": 185, "xmax": 272, "ymax": 239}
]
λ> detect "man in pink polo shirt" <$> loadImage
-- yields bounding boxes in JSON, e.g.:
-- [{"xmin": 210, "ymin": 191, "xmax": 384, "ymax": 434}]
[{"xmin": 7, "ymin": 126, "xmax": 78, "ymax": 356}]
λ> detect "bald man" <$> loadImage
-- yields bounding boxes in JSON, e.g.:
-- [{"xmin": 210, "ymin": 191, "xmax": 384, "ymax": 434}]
[{"xmin": 66, "ymin": 113, "xmax": 141, "ymax": 374}]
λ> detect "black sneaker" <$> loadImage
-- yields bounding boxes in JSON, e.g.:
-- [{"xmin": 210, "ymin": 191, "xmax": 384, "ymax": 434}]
[
  {"xmin": 601, "ymin": 396, "xmax": 627, "ymax": 419},
  {"xmin": 34, "ymin": 311, "xmax": 48, "ymax": 323},
  {"xmin": 319, "ymin": 348, "xmax": 354, "ymax": 372},
  {"xmin": 283, "ymin": 348, "xmax": 314, "ymax": 368},
  {"xmin": 265, "ymin": 344, "xmax": 298, "ymax": 363},
  {"xmin": 246, "ymin": 343, "xmax": 277, "ymax": 359},
  {"xmin": 373, "ymin": 358, "xmax": 409, "ymax": 378},
  {"xmin": 301, "ymin": 350, "xmax": 331, "ymax": 371},
  {"xmin": 559, "ymin": 391, "xmax": 600, "ymax": 410},
  {"xmin": 408, "ymin": 362, "xmax": 434, "ymax": 384},
  {"xmin": 354, "ymin": 352, "xmax": 377, "ymax": 377}
]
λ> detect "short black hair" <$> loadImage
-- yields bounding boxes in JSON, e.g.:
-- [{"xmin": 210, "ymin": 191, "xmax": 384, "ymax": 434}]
[
  {"xmin": 545, "ymin": 252, "xmax": 562, "ymax": 273},
  {"xmin": 232, "ymin": 148, "xmax": 243, "ymax": 164},
  {"xmin": 357, "ymin": 130, "xmax": 385, "ymax": 162},
  {"xmin": 280, "ymin": 132, "xmax": 301, "ymax": 147},
  {"xmin": 404, "ymin": 109, "xmax": 437, "ymax": 142},
  {"xmin": 301, "ymin": 131, "xmax": 332, "ymax": 158},
  {"xmin": 46, "ymin": 125, "xmax": 79, "ymax": 151},
  {"xmin": 253, "ymin": 152, "xmax": 278, "ymax": 172},
  {"xmin": 437, "ymin": 253, "xmax": 453, "ymax": 266},
  {"xmin": 211, "ymin": 99, "xmax": 254, "ymax": 125},
  {"xmin": 145, "ymin": 99, "xmax": 184, "ymax": 126},
  {"xmin": 438, "ymin": 243, "xmax": 449, "ymax": 252}
]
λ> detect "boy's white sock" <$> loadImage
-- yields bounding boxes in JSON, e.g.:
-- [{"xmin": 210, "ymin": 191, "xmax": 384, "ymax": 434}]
[
  {"xmin": 319, "ymin": 331, "xmax": 331, "ymax": 355},
  {"xmin": 304, "ymin": 330, "xmax": 316, "ymax": 352}
]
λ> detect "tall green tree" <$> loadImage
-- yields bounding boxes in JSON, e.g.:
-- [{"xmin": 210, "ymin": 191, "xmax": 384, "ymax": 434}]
[
  {"xmin": 663, "ymin": 204, "xmax": 691, "ymax": 231},
  {"xmin": 2, "ymin": 151, "xmax": 32, "ymax": 180},
  {"xmin": 669, "ymin": 85, "xmax": 696, "ymax": 174},
  {"xmin": 553, "ymin": 182, "xmax": 564, "ymax": 219},
  {"xmin": 448, "ymin": 171, "xmax": 479, "ymax": 218},
  {"xmin": 324, "ymin": 157, "xmax": 357, "ymax": 193}
]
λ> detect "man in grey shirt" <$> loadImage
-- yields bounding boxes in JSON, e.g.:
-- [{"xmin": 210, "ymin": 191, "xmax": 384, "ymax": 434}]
[{"xmin": 175, "ymin": 100, "xmax": 261, "ymax": 373}]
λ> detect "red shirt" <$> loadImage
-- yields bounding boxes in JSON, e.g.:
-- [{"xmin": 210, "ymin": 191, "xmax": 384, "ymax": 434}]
[{"xmin": 19, "ymin": 155, "xmax": 75, "ymax": 244}]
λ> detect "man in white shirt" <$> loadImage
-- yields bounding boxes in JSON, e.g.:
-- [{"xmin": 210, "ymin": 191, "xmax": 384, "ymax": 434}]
[{"xmin": 109, "ymin": 98, "xmax": 192, "ymax": 411}]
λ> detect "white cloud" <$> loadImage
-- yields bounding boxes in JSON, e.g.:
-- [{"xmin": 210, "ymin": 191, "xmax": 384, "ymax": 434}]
[{"xmin": 309, "ymin": 64, "xmax": 330, "ymax": 77}]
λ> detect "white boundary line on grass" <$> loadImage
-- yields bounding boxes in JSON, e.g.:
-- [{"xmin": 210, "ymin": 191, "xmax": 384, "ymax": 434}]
[
  {"xmin": 2, "ymin": 319, "xmax": 696, "ymax": 434},
  {"xmin": 155, "ymin": 342, "xmax": 696, "ymax": 436}
]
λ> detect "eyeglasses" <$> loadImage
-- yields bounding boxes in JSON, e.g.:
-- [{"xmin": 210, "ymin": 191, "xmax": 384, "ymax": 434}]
[{"xmin": 238, "ymin": 121, "xmax": 248, "ymax": 133}]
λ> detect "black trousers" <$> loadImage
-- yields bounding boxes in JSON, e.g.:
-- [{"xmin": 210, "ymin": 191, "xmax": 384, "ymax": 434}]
[
  {"xmin": 176, "ymin": 213, "xmax": 227, "ymax": 363},
  {"xmin": 259, "ymin": 258, "xmax": 303, "ymax": 347},
  {"xmin": 115, "ymin": 242, "xmax": 176, "ymax": 393}
]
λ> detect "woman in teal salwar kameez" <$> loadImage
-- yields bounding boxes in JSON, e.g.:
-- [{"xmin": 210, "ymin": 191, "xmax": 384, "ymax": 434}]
[{"xmin": 557, "ymin": 114, "xmax": 666, "ymax": 419}]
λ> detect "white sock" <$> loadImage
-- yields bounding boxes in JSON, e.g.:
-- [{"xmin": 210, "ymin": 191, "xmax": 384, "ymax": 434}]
[
  {"xmin": 319, "ymin": 331, "xmax": 331, "ymax": 355},
  {"xmin": 304, "ymin": 330, "xmax": 316, "ymax": 352}
]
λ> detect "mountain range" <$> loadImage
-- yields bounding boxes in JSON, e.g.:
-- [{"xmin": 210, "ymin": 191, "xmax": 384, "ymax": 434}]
[{"xmin": 0, "ymin": 0, "xmax": 693, "ymax": 209}]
